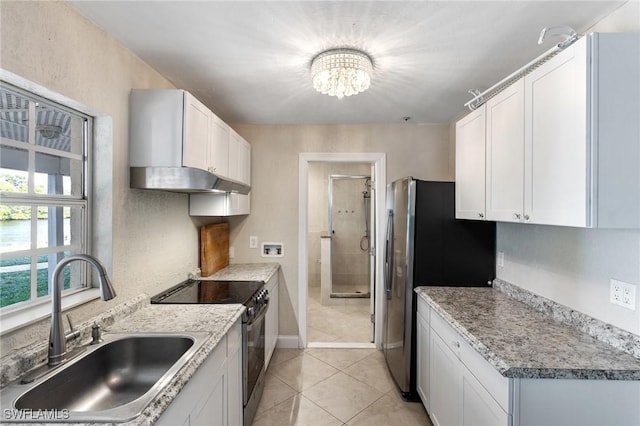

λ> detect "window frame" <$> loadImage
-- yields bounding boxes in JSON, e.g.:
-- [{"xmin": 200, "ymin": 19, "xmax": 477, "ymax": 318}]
[{"xmin": 0, "ymin": 78, "xmax": 101, "ymax": 333}]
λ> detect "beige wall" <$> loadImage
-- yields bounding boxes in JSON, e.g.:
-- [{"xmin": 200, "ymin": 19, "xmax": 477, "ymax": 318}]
[
  {"xmin": 0, "ymin": 1, "xmax": 200, "ymax": 352},
  {"xmin": 229, "ymin": 124, "xmax": 451, "ymax": 336},
  {"xmin": 495, "ymin": 0, "xmax": 640, "ymax": 336}
]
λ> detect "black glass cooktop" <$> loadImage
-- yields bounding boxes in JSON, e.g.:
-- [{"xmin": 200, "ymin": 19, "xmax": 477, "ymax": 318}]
[{"xmin": 150, "ymin": 279, "xmax": 263, "ymax": 305}]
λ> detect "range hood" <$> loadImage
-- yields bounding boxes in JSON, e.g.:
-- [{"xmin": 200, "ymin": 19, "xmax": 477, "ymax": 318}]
[{"xmin": 130, "ymin": 167, "xmax": 251, "ymax": 194}]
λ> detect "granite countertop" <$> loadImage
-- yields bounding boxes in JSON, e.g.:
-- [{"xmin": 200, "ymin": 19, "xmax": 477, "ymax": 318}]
[
  {"xmin": 0, "ymin": 297, "xmax": 244, "ymax": 425},
  {"xmin": 109, "ymin": 303, "xmax": 245, "ymax": 425},
  {"xmin": 202, "ymin": 262, "xmax": 279, "ymax": 282},
  {"xmin": 415, "ymin": 286, "xmax": 640, "ymax": 380}
]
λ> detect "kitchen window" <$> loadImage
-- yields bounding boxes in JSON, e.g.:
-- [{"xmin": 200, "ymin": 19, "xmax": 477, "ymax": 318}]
[{"xmin": 0, "ymin": 82, "xmax": 92, "ymax": 314}]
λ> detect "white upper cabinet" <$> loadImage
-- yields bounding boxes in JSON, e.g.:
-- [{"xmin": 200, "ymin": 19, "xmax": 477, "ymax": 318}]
[
  {"xmin": 457, "ymin": 32, "xmax": 640, "ymax": 228},
  {"xmin": 485, "ymin": 80, "xmax": 525, "ymax": 223},
  {"xmin": 523, "ymin": 39, "xmax": 589, "ymax": 227},
  {"xmin": 229, "ymin": 129, "xmax": 251, "ymax": 185},
  {"xmin": 209, "ymin": 113, "xmax": 230, "ymax": 178},
  {"xmin": 183, "ymin": 92, "xmax": 212, "ymax": 172},
  {"xmin": 455, "ymin": 105, "xmax": 487, "ymax": 220}
]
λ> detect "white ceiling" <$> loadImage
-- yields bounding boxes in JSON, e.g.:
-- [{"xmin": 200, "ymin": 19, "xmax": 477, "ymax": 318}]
[{"xmin": 70, "ymin": 1, "xmax": 625, "ymax": 125}]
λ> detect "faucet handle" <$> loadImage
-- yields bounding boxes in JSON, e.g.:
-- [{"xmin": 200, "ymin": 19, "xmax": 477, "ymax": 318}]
[{"xmin": 65, "ymin": 314, "xmax": 81, "ymax": 340}]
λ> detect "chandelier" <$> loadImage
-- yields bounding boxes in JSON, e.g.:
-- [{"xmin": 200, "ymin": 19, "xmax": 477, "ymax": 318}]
[{"xmin": 310, "ymin": 48, "xmax": 373, "ymax": 99}]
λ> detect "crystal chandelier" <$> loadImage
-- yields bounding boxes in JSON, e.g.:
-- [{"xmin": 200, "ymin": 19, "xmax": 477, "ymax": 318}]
[{"xmin": 310, "ymin": 48, "xmax": 373, "ymax": 99}]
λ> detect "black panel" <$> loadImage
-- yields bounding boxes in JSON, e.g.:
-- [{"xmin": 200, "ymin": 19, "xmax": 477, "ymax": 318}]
[{"xmin": 413, "ymin": 181, "xmax": 495, "ymax": 287}]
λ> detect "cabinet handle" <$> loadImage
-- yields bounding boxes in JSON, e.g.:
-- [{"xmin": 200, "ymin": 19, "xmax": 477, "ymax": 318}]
[
  {"xmin": 478, "ymin": 213, "xmax": 484, "ymax": 219},
  {"xmin": 453, "ymin": 341, "xmax": 460, "ymax": 348},
  {"xmin": 524, "ymin": 214, "xmax": 530, "ymax": 222},
  {"xmin": 514, "ymin": 213, "xmax": 521, "ymax": 220}
]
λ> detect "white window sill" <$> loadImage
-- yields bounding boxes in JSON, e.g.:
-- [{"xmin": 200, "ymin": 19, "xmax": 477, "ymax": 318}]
[{"xmin": 0, "ymin": 288, "xmax": 100, "ymax": 336}]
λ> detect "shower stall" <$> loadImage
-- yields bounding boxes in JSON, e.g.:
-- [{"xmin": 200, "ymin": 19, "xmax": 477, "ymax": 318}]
[{"xmin": 323, "ymin": 174, "xmax": 373, "ymax": 299}]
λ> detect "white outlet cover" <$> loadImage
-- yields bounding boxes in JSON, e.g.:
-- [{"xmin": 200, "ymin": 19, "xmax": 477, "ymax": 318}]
[
  {"xmin": 229, "ymin": 246, "xmax": 235, "ymax": 258},
  {"xmin": 497, "ymin": 252, "xmax": 505, "ymax": 268},
  {"xmin": 249, "ymin": 236, "xmax": 258, "ymax": 249},
  {"xmin": 610, "ymin": 279, "xmax": 636, "ymax": 310}
]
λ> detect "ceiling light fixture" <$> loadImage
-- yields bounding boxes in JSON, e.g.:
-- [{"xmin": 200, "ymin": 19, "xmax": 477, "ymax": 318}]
[{"xmin": 310, "ymin": 48, "xmax": 373, "ymax": 99}]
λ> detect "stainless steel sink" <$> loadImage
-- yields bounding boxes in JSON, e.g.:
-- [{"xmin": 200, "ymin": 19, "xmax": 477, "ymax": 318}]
[{"xmin": 1, "ymin": 333, "xmax": 208, "ymax": 423}]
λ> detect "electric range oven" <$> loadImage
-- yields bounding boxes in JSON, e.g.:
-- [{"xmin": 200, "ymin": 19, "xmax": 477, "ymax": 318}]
[{"xmin": 151, "ymin": 279, "xmax": 269, "ymax": 426}]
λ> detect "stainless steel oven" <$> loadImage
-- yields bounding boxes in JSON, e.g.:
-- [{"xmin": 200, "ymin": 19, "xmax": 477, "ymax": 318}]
[
  {"xmin": 242, "ymin": 291, "xmax": 268, "ymax": 426},
  {"xmin": 151, "ymin": 279, "xmax": 269, "ymax": 426}
]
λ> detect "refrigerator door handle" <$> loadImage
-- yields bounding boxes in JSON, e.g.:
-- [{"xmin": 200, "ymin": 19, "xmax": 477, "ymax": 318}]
[{"xmin": 384, "ymin": 209, "xmax": 394, "ymax": 299}]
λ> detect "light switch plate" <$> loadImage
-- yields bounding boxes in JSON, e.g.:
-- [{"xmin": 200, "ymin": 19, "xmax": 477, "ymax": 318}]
[{"xmin": 249, "ymin": 236, "xmax": 258, "ymax": 249}]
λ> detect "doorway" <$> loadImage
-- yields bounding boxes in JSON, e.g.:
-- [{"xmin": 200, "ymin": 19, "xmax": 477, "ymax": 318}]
[{"xmin": 298, "ymin": 153, "xmax": 386, "ymax": 349}]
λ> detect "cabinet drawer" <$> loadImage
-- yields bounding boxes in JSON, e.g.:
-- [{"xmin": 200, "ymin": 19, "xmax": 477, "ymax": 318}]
[
  {"xmin": 227, "ymin": 319, "xmax": 241, "ymax": 355},
  {"xmin": 430, "ymin": 310, "xmax": 509, "ymax": 412},
  {"xmin": 430, "ymin": 310, "xmax": 462, "ymax": 357}
]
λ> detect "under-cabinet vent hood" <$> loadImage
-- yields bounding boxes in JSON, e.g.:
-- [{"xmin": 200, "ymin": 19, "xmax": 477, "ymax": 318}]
[
  {"xmin": 128, "ymin": 89, "xmax": 251, "ymax": 195},
  {"xmin": 130, "ymin": 167, "xmax": 251, "ymax": 194}
]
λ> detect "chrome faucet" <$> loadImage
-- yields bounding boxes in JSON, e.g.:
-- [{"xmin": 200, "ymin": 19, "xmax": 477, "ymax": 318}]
[{"xmin": 48, "ymin": 254, "xmax": 116, "ymax": 366}]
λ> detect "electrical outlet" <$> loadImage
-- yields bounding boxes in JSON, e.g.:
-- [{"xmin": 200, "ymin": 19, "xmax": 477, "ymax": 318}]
[
  {"xmin": 229, "ymin": 246, "xmax": 235, "ymax": 259},
  {"xmin": 249, "ymin": 236, "xmax": 258, "ymax": 249},
  {"xmin": 622, "ymin": 283, "xmax": 636, "ymax": 310},
  {"xmin": 610, "ymin": 279, "xmax": 636, "ymax": 310},
  {"xmin": 497, "ymin": 251, "xmax": 505, "ymax": 268}
]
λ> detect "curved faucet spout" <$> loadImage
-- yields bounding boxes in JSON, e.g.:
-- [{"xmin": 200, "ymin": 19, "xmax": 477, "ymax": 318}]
[{"xmin": 49, "ymin": 254, "xmax": 116, "ymax": 366}]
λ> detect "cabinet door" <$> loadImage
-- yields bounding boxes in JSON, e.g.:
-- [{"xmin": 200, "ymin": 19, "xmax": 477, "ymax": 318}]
[
  {"xmin": 416, "ymin": 309, "xmax": 430, "ymax": 412},
  {"xmin": 191, "ymin": 368, "xmax": 227, "ymax": 426},
  {"xmin": 210, "ymin": 113, "xmax": 230, "ymax": 178},
  {"xmin": 229, "ymin": 130, "xmax": 251, "ymax": 185},
  {"xmin": 429, "ymin": 330, "xmax": 459, "ymax": 426},
  {"xmin": 183, "ymin": 92, "xmax": 211, "ymax": 172},
  {"xmin": 455, "ymin": 105, "xmax": 487, "ymax": 220},
  {"xmin": 486, "ymin": 80, "xmax": 525, "ymax": 222},
  {"xmin": 265, "ymin": 274, "xmax": 279, "ymax": 368},
  {"xmin": 460, "ymin": 366, "xmax": 509, "ymax": 426},
  {"xmin": 524, "ymin": 38, "xmax": 589, "ymax": 227},
  {"xmin": 238, "ymin": 138, "xmax": 251, "ymax": 185},
  {"xmin": 227, "ymin": 193, "xmax": 250, "ymax": 216}
]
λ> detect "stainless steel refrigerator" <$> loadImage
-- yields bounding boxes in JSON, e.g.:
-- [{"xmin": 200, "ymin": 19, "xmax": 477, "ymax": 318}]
[{"xmin": 383, "ymin": 178, "xmax": 495, "ymax": 400}]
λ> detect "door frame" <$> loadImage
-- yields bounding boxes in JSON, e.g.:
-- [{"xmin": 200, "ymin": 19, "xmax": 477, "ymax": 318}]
[{"xmin": 298, "ymin": 152, "xmax": 386, "ymax": 348}]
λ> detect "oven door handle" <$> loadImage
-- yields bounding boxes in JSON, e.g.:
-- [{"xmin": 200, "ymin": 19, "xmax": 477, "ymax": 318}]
[{"xmin": 245, "ymin": 302, "xmax": 269, "ymax": 328}]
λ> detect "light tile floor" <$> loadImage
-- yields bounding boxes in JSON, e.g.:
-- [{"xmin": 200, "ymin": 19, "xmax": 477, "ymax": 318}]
[
  {"xmin": 253, "ymin": 348, "xmax": 433, "ymax": 426},
  {"xmin": 307, "ymin": 286, "xmax": 372, "ymax": 343}
]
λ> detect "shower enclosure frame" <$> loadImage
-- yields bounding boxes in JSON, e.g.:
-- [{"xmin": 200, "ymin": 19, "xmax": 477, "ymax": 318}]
[{"xmin": 327, "ymin": 174, "xmax": 373, "ymax": 299}]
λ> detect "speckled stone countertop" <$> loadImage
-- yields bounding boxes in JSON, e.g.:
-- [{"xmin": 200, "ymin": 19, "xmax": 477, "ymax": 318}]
[
  {"xmin": 108, "ymin": 303, "xmax": 244, "ymax": 425},
  {"xmin": 415, "ymin": 286, "xmax": 640, "ymax": 380},
  {"xmin": 0, "ymin": 297, "xmax": 244, "ymax": 425},
  {"xmin": 202, "ymin": 262, "xmax": 279, "ymax": 282}
]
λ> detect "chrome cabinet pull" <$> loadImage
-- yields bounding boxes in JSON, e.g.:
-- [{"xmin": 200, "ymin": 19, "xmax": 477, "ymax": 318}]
[
  {"xmin": 478, "ymin": 212, "xmax": 484, "ymax": 219},
  {"xmin": 524, "ymin": 214, "xmax": 530, "ymax": 221},
  {"xmin": 514, "ymin": 213, "xmax": 521, "ymax": 220}
]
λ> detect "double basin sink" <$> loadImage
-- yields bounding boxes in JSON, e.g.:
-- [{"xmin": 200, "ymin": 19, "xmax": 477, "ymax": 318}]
[{"xmin": 1, "ymin": 332, "xmax": 208, "ymax": 423}]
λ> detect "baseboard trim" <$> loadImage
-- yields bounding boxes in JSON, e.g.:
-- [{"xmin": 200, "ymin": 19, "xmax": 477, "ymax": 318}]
[
  {"xmin": 308, "ymin": 341, "xmax": 376, "ymax": 349},
  {"xmin": 276, "ymin": 335, "xmax": 300, "ymax": 348}
]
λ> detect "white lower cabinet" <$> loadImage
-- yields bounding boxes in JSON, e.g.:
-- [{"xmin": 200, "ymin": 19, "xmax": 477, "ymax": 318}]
[
  {"xmin": 429, "ymin": 331, "xmax": 460, "ymax": 426},
  {"xmin": 416, "ymin": 298, "xmax": 430, "ymax": 411},
  {"xmin": 460, "ymin": 366, "xmax": 508, "ymax": 426},
  {"xmin": 265, "ymin": 272, "xmax": 279, "ymax": 368},
  {"xmin": 157, "ymin": 319, "xmax": 242, "ymax": 426},
  {"xmin": 418, "ymin": 298, "xmax": 640, "ymax": 426}
]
